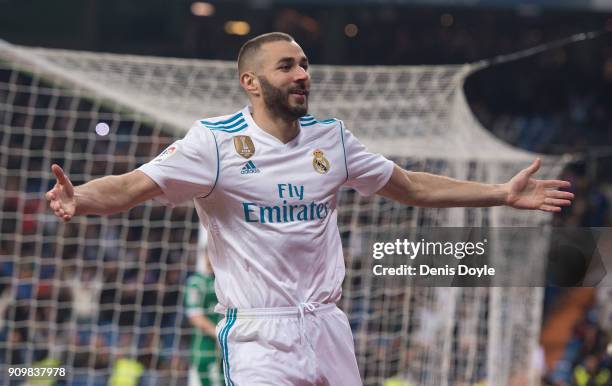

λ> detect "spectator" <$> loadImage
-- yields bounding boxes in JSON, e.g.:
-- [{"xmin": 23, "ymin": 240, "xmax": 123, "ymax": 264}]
[{"xmin": 572, "ymin": 354, "xmax": 610, "ymax": 386}]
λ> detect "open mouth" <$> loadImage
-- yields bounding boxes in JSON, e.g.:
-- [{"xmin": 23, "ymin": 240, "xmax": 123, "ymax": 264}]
[{"xmin": 290, "ymin": 89, "xmax": 309, "ymax": 96}]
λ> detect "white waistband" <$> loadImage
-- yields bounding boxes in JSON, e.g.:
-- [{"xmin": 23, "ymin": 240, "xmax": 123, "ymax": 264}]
[{"xmin": 215, "ymin": 302, "xmax": 337, "ymax": 319}]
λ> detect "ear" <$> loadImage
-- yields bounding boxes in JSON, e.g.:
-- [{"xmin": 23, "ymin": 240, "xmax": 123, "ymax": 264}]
[{"xmin": 240, "ymin": 72, "xmax": 260, "ymax": 97}]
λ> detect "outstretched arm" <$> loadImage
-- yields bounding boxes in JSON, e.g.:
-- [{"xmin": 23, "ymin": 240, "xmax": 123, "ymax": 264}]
[
  {"xmin": 45, "ymin": 164, "xmax": 162, "ymax": 222},
  {"xmin": 377, "ymin": 158, "xmax": 574, "ymax": 212}
]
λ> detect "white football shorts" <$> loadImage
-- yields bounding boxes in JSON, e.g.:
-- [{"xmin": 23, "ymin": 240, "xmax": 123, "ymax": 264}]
[{"xmin": 216, "ymin": 303, "xmax": 362, "ymax": 386}]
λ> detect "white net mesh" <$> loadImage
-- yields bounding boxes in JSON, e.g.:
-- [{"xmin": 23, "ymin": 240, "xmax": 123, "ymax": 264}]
[{"xmin": 0, "ymin": 40, "xmax": 559, "ymax": 386}]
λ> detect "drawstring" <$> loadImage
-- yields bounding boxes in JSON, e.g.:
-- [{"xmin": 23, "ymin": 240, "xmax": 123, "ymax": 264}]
[{"xmin": 298, "ymin": 302, "xmax": 319, "ymax": 348}]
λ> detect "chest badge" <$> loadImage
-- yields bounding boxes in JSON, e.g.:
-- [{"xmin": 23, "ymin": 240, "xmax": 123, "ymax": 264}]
[
  {"xmin": 234, "ymin": 135, "xmax": 255, "ymax": 159},
  {"xmin": 312, "ymin": 149, "xmax": 331, "ymax": 174}
]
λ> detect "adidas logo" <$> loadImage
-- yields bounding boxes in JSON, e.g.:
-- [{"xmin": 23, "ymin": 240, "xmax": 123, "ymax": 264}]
[{"xmin": 240, "ymin": 160, "xmax": 261, "ymax": 174}]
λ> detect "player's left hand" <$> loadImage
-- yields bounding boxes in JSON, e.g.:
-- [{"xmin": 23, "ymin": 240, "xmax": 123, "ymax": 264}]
[{"xmin": 503, "ymin": 158, "xmax": 574, "ymax": 212}]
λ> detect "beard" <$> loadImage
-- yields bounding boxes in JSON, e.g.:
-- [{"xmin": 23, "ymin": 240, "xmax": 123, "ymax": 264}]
[{"xmin": 258, "ymin": 76, "xmax": 308, "ymax": 121}]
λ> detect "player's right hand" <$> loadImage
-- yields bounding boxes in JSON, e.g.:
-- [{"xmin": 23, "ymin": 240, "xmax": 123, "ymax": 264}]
[{"xmin": 46, "ymin": 164, "xmax": 76, "ymax": 222}]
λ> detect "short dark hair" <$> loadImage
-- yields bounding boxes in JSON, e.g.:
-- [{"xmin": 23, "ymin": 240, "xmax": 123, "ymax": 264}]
[{"xmin": 237, "ymin": 32, "xmax": 295, "ymax": 74}]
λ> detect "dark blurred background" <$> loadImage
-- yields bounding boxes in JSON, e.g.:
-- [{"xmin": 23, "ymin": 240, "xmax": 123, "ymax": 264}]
[
  {"xmin": 1, "ymin": 0, "xmax": 610, "ymax": 64},
  {"xmin": 2, "ymin": 0, "xmax": 610, "ymax": 166},
  {"xmin": 1, "ymin": 1, "xmax": 611, "ymax": 385}
]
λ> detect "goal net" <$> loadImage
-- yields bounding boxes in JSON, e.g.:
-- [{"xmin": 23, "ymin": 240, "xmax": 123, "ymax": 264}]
[{"xmin": 0, "ymin": 40, "xmax": 560, "ymax": 386}]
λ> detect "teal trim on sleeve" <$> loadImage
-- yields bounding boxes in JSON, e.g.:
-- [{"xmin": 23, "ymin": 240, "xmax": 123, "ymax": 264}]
[{"xmin": 199, "ymin": 130, "xmax": 220, "ymax": 199}]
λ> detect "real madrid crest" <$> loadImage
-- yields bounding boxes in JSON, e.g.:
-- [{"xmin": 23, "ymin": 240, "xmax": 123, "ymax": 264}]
[
  {"xmin": 312, "ymin": 149, "xmax": 330, "ymax": 174},
  {"xmin": 233, "ymin": 135, "xmax": 255, "ymax": 159}
]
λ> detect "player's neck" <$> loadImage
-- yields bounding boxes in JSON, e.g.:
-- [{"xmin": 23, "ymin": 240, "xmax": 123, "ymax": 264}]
[{"xmin": 251, "ymin": 106, "xmax": 300, "ymax": 144}]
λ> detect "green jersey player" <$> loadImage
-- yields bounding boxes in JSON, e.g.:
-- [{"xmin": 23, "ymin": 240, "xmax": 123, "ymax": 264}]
[{"xmin": 185, "ymin": 269, "xmax": 222, "ymax": 386}]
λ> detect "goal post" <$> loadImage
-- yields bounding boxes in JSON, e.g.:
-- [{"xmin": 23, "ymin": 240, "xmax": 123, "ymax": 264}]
[{"xmin": 0, "ymin": 40, "xmax": 560, "ymax": 386}]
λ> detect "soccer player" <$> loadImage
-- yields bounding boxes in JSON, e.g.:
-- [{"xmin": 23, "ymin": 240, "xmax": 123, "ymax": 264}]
[
  {"xmin": 185, "ymin": 246, "xmax": 222, "ymax": 386},
  {"xmin": 46, "ymin": 32, "xmax": 574, "ymax": 385}
]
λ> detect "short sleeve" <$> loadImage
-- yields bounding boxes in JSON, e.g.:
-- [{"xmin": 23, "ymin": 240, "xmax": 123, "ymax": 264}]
[
  {"xmin": 342, "ymin": 125, "xmax": 394, "ymax": 196},
  {"xmin": 184, "ymin": 275, "xmax": 204, "ymax": 318},
  {"xmin": 138, "ymin": 123, "xmax": 218, "ymax": 206}
]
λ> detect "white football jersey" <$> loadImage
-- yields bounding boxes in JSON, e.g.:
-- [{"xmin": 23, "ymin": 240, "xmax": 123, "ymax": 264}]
[{"xmin": 138, "ymin": 106, "xmax": 394, "ymax": 309}]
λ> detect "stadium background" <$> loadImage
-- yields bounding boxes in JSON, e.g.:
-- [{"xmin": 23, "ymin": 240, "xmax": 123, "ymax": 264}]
[{"xmin": 1, "ymin": 0, "xmax": 611, "ymax": 385}]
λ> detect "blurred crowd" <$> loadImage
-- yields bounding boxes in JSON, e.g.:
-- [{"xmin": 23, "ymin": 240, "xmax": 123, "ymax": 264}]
[
  {"xmin": 542, "ymin": 288, "xmax": 612, "ymax": 386},
  {"xmin": 0, "ymin": 84, "xmax": 193, "ymax": 383},
  {"xmin": 0, "ymin": 221, "xmax": 197, "ymax": 385}
]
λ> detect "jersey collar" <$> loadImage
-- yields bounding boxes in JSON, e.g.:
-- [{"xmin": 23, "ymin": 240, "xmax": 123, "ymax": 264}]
[{"xmin": 242, "ymin": 105, "xmax": 304, "ymax": 149}]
